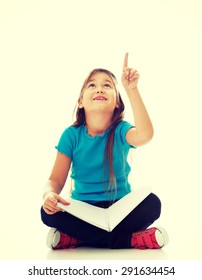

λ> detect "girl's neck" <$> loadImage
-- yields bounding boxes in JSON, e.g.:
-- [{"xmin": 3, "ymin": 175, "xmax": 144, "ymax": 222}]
[{"xmin": 85, "ymin": 112, "xmax": 112, "ymax": 136}]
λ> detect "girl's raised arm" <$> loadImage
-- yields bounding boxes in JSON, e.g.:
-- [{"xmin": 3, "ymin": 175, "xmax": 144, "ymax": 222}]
[{"xmin": 122, "ymin": 53, "xmax": 154, "ymax": 146}]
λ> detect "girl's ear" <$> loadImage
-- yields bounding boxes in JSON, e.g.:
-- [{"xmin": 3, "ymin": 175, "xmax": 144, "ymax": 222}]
[
  {"xmin": 115, "ymin": 102, "xmax": 119, "ymax": 108},
  {"xmin": 78, "ymin": 98, "xmax": 84, "ymax": 108}
]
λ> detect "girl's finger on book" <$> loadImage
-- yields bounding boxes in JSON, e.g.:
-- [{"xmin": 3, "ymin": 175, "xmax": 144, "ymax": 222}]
[
  {"xmin": 58, "ymin": 197, "xmax": 70, "ymax": 205},
  {"xmin": 49, "ymin": 194, "xmax": 58, "ymax": 204}
]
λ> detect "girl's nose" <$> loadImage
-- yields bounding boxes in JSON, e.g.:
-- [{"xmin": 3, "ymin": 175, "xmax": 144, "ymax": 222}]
[{"xmin": 97, "ymin": 86, "xmax": 103, "ymax": 93}]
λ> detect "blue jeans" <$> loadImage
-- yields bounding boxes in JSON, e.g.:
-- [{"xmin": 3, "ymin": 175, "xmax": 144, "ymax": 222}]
[{"xmin": 41, "ymin": 193, "xmax": 161, "ymax": 249}]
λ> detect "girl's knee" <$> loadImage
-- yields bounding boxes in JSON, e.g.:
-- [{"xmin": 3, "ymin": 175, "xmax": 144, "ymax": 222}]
[
  {"xmin": 148, "ymin": 193, "xmax": 161, "ymax": 219},
  {"xmin": 40, "ymin": 207, "xmax": 56, "ymax": 227}
]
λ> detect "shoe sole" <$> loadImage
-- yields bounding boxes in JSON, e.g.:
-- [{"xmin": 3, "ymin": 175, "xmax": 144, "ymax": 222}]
[
  {"xmin": 46, "ymin": 228, "xmax": 60, "ymax": 249},
  {"xmin": 155, "ymin": 226, "xmax": 169, "ymax": 248}
]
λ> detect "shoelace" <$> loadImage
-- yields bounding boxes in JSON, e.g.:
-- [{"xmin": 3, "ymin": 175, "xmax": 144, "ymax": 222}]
[{"xmin": 136, "ymin": 231, "xmax": 155, "ymax": 249}]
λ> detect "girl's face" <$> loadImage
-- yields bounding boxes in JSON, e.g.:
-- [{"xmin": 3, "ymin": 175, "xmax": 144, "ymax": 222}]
[{"xmin": 78, "ymin": 72, "xmax": 119, "ymax": 113}]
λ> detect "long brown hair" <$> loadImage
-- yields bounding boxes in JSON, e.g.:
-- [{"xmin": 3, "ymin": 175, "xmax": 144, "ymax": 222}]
[{"xmin": 73, "ymin": 69, "xmax": 125, "ymax": 198}]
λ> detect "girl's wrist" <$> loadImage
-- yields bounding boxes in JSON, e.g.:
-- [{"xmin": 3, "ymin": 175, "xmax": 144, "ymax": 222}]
[
  {"xmin": 43, "ymin": 190, "xmax": 54, "ymax": 200},
  {"xmin": 126, "ymin": 87, "xmax": 139, "ymax": 98}
]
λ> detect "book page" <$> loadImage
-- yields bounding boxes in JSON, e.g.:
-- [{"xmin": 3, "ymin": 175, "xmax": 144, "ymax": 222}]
[
  {"xmin": 107, "ymin": 185, "xmax": 151, "ymax": 231},
  {"xmin": 57, "ymin": 185, "xmax": 151, "ymax": 232},
  {"xmin": 57, "ymin": 198, "xmax": 109, "ymax": 231}
]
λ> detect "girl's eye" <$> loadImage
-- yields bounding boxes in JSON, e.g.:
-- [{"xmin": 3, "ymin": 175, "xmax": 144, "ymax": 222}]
[
  {"xmin": 88, "ymin": 83, "xmax": 95, "ymax": 88},
  {"xmin": 104, "ymin": 84, "xmax": 111, "ymax": 88}
]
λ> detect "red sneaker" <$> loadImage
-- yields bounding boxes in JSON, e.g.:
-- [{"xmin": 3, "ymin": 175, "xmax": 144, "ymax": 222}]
[
  {"xmin": 131, "ymin": 227, "xmax": 169, "ymax": 249},
  {"xmin": 46, "ymin": 228, "xmax": 83, "ymax": 250}
]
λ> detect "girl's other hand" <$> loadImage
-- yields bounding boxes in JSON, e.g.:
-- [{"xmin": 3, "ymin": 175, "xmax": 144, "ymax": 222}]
[{"xmin": 43, "ymin": 192, "xmax": 70, "ymax": 215}]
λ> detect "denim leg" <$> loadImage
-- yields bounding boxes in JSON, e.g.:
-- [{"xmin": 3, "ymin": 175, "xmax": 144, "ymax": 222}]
[
  {"xmin": 40, "ymin": 207, "xmax": 110, "ymax": 248},
  {"xmin": 109, "ymin": 193, "xmax": 162, "ymax": 248}
]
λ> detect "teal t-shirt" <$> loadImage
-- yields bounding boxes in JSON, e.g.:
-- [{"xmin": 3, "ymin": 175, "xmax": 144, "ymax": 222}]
[{"xmin": 55, "ymin": 121, "xmax": 136, "ymax": 202}]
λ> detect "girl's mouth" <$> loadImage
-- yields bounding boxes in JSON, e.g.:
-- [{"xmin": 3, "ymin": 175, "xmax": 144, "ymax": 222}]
[{"xmin": 93, "ymin": 96, "xmax": 107, "ymax": 100}]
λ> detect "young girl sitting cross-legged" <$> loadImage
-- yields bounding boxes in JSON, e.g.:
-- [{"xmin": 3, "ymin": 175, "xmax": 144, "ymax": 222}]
[{"xmin": 41, "ymin": 53, "xmax": 169, "ymax": 250}]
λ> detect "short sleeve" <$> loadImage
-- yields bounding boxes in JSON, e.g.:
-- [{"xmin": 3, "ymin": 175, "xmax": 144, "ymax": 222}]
[
  {"xmin": 118, "ymin": 121, "xmax": 137, "ymax": 149},
  {"xmin": 55, "ymin": 127, "xmax": 75, "ymax": 159}
]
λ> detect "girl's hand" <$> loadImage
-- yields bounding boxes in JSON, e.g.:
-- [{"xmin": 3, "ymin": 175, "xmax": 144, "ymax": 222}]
[
  {"xmin": 43, "ymin": 192, "xmax": 70, "ymax": 215},
  {"xmin": 121, "ymin": 52, "xmax": 140, "ymax": 92}
]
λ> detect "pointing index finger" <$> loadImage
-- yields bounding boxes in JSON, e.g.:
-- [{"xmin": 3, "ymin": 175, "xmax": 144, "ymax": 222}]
[{"xmin": 123, "ymin": 52, "xmax": 129, "ymax": 70}]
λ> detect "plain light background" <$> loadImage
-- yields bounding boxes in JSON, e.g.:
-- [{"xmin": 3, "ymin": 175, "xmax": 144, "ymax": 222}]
[{"xmin": 0, "ymin": 0, "xmax": 202, "ymax": 260}]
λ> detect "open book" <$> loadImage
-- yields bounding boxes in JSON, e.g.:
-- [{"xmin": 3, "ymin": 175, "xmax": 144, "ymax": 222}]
[{"xmin": 57, "ymin": 186, "xmax": 151, "ymax": 232}]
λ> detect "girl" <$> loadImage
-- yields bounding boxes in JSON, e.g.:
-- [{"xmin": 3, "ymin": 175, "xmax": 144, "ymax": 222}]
[{"xmin": 41, "ymin": 53, "xmax": 168, "ymax": 250}]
